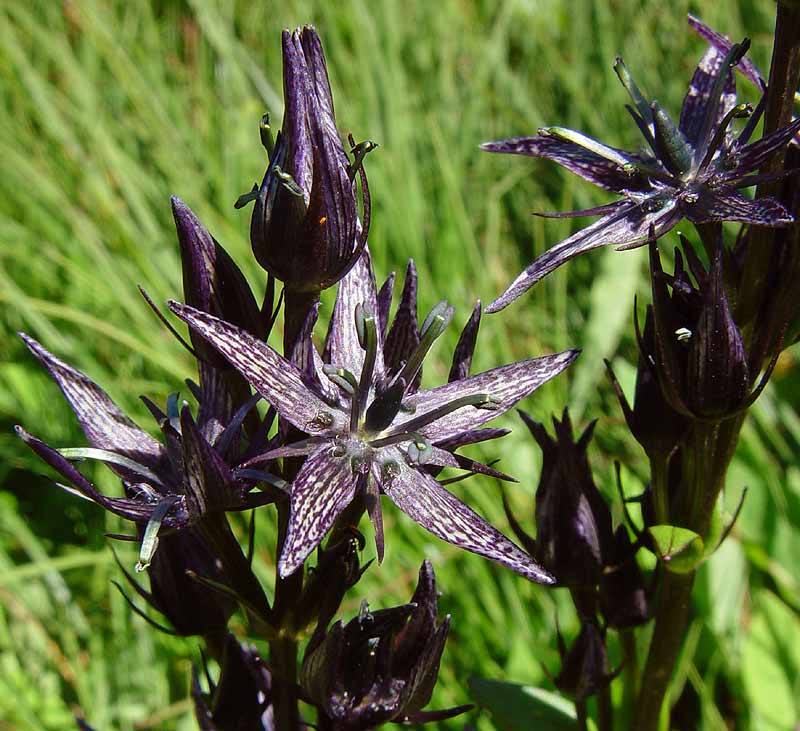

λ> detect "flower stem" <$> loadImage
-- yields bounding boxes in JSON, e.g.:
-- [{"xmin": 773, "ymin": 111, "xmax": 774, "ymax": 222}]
[
  {"xmin": 738, "ymin": 2, "xmax": 800, "ymax": 324},
  {"xmin": 269, "ymin": 634, "xmax": 301, "ymax": 731},
  {"xmin": 597, "ymin": 683, "xmax": 613, "ymax": 731},
  {"xmin": 631, "ymin": 570, "xmax": 695, "ymax": 731},
  {"xmin": 633, "ymin": 416, "xmax": 743, "ymax": 729}
]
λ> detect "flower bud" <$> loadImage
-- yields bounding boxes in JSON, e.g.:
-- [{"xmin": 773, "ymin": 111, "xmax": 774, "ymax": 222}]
[
  {"xmin": 522, "ymin": 410, "xmax": 614, "ymax": 587},
  {"xmin": 301, "ymin": 561, "xmax": 470, "ymax": 729},
  {"xmin": 555, "ymin": 621, "xmax": 617, "ymax": 700},
  {"xmin": 649, "ymin": 236, "xmax": 750, "ymax": 419},
  {"xmin": 600, "ymin": 526, "xmax": 649, "ymax": 628},
  {"xmin": 192, "ymin": 633, "xmax": 272, "ymax": 730},
  {"xmin": 251, "ymin": 26, "xmax": 370, "ymax": 293},
  {"xmin": 607, "ymin": 307, "xmax": 687, "ymax": 460}
]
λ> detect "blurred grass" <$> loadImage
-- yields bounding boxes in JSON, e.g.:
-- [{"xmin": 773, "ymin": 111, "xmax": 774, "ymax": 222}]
[{"xmin": 0, "ymin": 0, "xmax": 798, "ymax": 729}]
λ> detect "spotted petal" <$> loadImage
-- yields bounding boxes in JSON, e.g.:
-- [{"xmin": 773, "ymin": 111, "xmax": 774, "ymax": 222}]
[
  {"xmin": 381, "ymin": 454, "xmax": 554, "ymax": 584},
  {"xmin": 393, "ymin": 349, "xmax": 579, "ymax": 443},
  {"xmin": 688, "ymin": 187, "xmax": 793, "ymax": 226},
  {"xmin": 21, "ymin": 334, "xmax": 164, "ymax": 472},
  {"xmin": 726, "ymin": 118, "xmax": 800, "ymax": 179},
  {"xmin": 481, "ymin": 136, "xmax": 647, "ymax": 193},
  {"xmin": 687, "ymin": 14, "xmax": 763, "ymax": 88},
  {"xmin": 278, "ymin": 445, "xmax": 359, "ymax": 577},
  {"xmin": 168, "ymin": 303, "xmax": 346, "ymax": 435},
  {"xmin": 680, "ymin": 45, "xmax": 737, "ymax": 148},
  {"xmin": 485, "ymin": 198, "xmax": 681, "ymax": 312}
]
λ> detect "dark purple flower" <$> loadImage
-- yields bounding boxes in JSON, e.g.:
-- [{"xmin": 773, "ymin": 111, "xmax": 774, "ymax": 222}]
[
  {"xmin": 193, "ymin": 633, "xmax": 273, "ymax": 731},
  {"xmin": 515, "ymin": 410, "xmax": 614, "ymax": 588},
  {"xmin": 300, "ymin": 561, "xmax": 471, "ymax": 730},
  {"xmin": 15, "ymin": 336, "xmax": 276, "ymax": 569},
  {"xmin": 250, "ymin": 26, "xmax": 372, "ymax": 293},
  {"xmin": 606, "ymin": 307, "xmax": 688, "ymax": 460},
  {"xmin": 554, "ymin": 621, "xmax": 617, "ymax": 701},
  {"xmin": 171, "ymin": 196, "xmax": 268, "ymax": 434},
  {"xmin": 482, "ymin": 38, "xmax": 800, "ymax": 311},
  {"xmin": 649, "ymin": 235, "xmax": 751, "ymax": 418},
  {"xmin": 169, "ymin": 248, "xmax": 578, "ymax": 583}
]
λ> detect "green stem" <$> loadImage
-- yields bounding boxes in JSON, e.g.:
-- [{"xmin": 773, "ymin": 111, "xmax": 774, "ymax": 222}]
[
  {"xmin": 650, "ymin": 456, "xmax": 670, "ymax": 526},
  {"xmin": 597, "ymin": 683, "xmax": 614, "ymax": 731},
  {"xmin": 631, "ymin": 570, "xmax": 695, "ymax": 731},
  {"xmin": 633, "ymin": 417, "xmax": 743, "ymax": 730},
  {"xmin": 620, "ymin": 629, "xmax": 639, "ymax": 729},
  {"xmin": 576, "ymin": 699, "xmax": 589, "ymax": 731},
  {"xmin": 269, "ymin": 635, "xmax": 301, "ymax": 731}
]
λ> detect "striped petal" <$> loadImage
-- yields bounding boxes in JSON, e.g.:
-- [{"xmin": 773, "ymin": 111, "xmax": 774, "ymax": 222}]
[
  {"xmin": 381, "ymin": 454, "xmax": 554, "ymax": 583},
  {"xmin": 485, "ymin": 198, "xmax": 681, "ymax": 313},
  {"xmin": 168, "ymin": 303, "xmax": 347, "ymax": 435},
  {"xmin": 392, "ymin": 350, "xmax": 579, "ymax": 443},
  {"xmin": 481, "ymin": 136, "xmax": 647, "ymax": 193},
  {"xmin": 323, "ymin": 246, "xmax": 383, "ymax": 379},
  {"xmin": 21, "ymin": 334, "xmax": 164, "ymax": 471},
  {"xmin": 278, "ymin": 445, "xmax": 359, "ymax": 577}
]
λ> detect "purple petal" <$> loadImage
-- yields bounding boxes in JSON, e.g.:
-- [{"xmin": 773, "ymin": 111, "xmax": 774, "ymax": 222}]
[
  {"xmin": 384, "ymin": 260, "xmax": 420, "ymax": 381},
  {"xmin": 171, "ymin": 197, "xmax": 263, "ymax": 338},
  {"xmin": 448, "ymin": 301, "xmax": 481, "ymax": 382},
  {"xmin": 481, "ymin": 135, "xmax": 647, "ymax": 193},
  {"xmin": 680, "ymin": 46, "xmax": 737, "ymax": 147},
  {"xmin": 394, "ymin": 350, "xmax": 579, "ymax": 442},
  {"xmin": 15, "ymin": 426, "xmax": 187, "ymax": 528},
  {"xmin": 485, "ymin": 199, "xmax": 681, "ymax": 312},
  {"xmin": 281, "ymin": 28, "xmax": 313, "ymax": 195},
  {"xmin": 377, "ymin": 271, "xmax": 396, "ymax": 341},
  {"xmin": 688, "ymin": 188, "xmax": 794, "ymax": 226},
  {"xmin": 382, "ymin": 456, "xmax": 554, "ymax": 583},
  {"xmin": 21, "ymin": 334, "xmax": 164, "ymax": 471},
  {"xmin": 179, "ymin": 406, "xmax": 238, "ymax": 516},
  {"xmin": 425, "ymin": 446, "xmax": 517, "ymax": 482},
  {"xmin": 168, "ymin": 303, "xmax": 347, "ymax": 435},
  {"xmin": 434, "ymin": 428, "xmax": 510, "ymax": 450},
  {"xmin": 727, "ymin": 118, "xmax": 800, "ymax": 178},
  {"xmin": 688, "ymin": 15, "xmax": 763, "ymax": 88},
  {"xmin": 278, "ymin": 445, "xmax": 359, "ymax": 577},
  {"xmin": 323, "ymin": 246, "xmax": 383, "ymax": 379}
]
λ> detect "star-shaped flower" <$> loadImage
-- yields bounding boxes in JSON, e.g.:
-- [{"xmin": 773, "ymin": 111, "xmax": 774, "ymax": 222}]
[
  {"xmin": 482, "ymin": 37, "xmax": 800, "ymax": 311},
  {"xmin": 170, "ymin": 248, "xmax": 578, "ymax": 583}
]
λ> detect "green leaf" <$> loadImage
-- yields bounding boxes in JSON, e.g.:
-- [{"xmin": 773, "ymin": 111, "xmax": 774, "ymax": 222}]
[
  {"xmin": 469, "ymin": 678, "xmax": 578, "ymax": 731},
  {"xmin": 647, "ymin": 525, "xmax": 704, "ymax": 573},
  {"xmin": 742, "ymin": 590, "xmax": 800, "ymax": 728}
]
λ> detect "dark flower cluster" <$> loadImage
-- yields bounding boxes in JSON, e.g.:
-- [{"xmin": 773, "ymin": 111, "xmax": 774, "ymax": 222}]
[{"xmin": 15, "ymin": 10, "xmax": 800, "ymax": 731}]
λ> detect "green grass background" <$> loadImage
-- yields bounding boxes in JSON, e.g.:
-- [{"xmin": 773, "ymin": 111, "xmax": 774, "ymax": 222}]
[{"xmin": 1, "ymin": 0, "xmax": 799, "ymax": 729}]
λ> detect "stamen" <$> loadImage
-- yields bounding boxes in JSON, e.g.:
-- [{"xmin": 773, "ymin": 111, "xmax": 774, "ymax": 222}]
[
  {"xmin": 135, "ymin": 495, "xmax": 180, "ymax": 572},
  {"xmin": 392, "ymin": 300, "xmax": 454, "ymax": 390},
  {"xmin": 699, "ymin": 103, "xmax": 752, "ymax": 171},
  {"xmin": 370, "ymin": 393, "xmax": 498, "ymax": 447},
  {"xmin": 259, "ymin": 113, "xmax": 274, "ymax": 156},
  {"xmin": 58, "ymin": 447, "xmax": 165, "ymax": 487},
  {"xmin": 347, "ymin": 139, "xmax": 379, "ymax": 182},
  {"xmin": 693, "ymin": 39, "xmax": 751, "ymax": 167},
  {"xmin": 541, "ymin": 126, "xmax": 632, "ymax": 169},
  {"xmin": 323, "ymin": 364, "xmax": 359, "ymax": 396},
  {"xmin": 614, "ymin": 57, "xmax": 652, "ymax": 126},
  {"xmin": 271, "ymin": 165, "xmax": 305, "ymax": 197},
  {"xmin": 351, "ymin": 304, "xmax": 378, "ymax": 432},
  {"xmin": 234, "ymin": 183, "xmax": 260, "ymax": 210}
]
